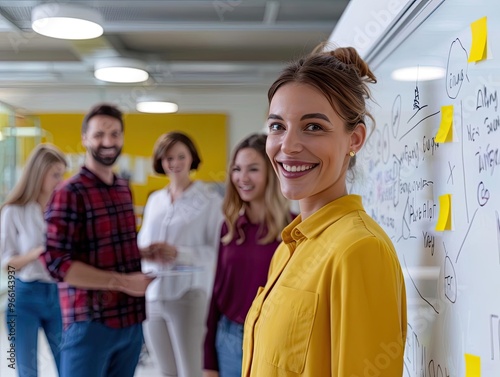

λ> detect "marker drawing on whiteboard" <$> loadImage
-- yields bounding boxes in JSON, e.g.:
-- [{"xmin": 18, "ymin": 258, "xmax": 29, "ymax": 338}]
[
  {"xmin": 476, "ymin": 85, "xmax": 498, "ymax": 111},
  {"xmin": 398, "ymin": 196, "xmax": 417, "ymax": 242},
  {"xmin": 455, "ymin": 208, "xmax": 478, "ymax": 263},
  {"xmin": 446, "ymin": 38, "xmax": 469, "ymax": 99},
  {"xmin": 447, "ymin": 162, "xmax": 455, "ymax": 184},
  {"xmin": 490, "ymin": 314, "xmax": 500, "ymax": 360},
  {"xmin": 422, "ymin": 231, "xmax": 435, "ymax": 256},
  {"xmin": 476, "ymin": 181, "xmax": 490, "ymax": 206},
  {"xmin": 444, "ymin": 256, "xmax": 457, "ymax": 303},
  {"xmin": 406, "ymin": 324, "xmax": 426, "ymax": 376},
  {"xmin": 399, "ymin": 111, "xmax": 441, "ymax": 141},
  {"xmin": 403, "ymin": 254, "xmax": 439, "ymax": 314},
  {"xmin": 391, "ymin": 94, "xmax": 401, "ymax": 138},
  {"xmin": 408, "ymin": 80, "xmax": 429, "ymax": 123},
  {"xmin": 428, "ymin": 360, "xmax": 449, "ymax": 377}
]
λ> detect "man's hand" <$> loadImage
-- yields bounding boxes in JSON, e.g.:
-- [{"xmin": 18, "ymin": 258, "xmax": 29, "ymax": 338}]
[{"xmin": 113, "ymin": 272, "xmax": 155, "ymax": 297}]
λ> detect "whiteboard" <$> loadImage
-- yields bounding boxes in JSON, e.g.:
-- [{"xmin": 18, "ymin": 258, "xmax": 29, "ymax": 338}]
[{"xmin": 351, "ymin": 1, "xmax": 500, "ymax": 376}]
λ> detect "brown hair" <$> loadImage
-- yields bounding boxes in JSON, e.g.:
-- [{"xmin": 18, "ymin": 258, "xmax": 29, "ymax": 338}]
[
  {"xmin": 152, "ymin": 131, "xmax": 201, "ymax": 174},
  {"xmin": 82, "ymin": 103, "xmax": 124, "ymax": 134},
  {"xmin": 1, "ymin": 143, "xmax": 67, "ymax": 208},
  {"xmin": 268, "ymin": 46, "xmax": 376, "ymax": 169},
  {"xmin": 222, "ymin": 133, "xmax": 290, "ymax": 245}
]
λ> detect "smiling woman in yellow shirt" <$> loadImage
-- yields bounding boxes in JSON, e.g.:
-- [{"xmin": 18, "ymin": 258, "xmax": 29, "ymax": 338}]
[{"xmin": 241, "ymin": 46, "xmax": 407, "ymax": 377}]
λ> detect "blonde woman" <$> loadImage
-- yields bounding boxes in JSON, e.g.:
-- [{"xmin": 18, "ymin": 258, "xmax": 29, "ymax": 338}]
[
  {"xmin": 203, "ymin": 133, "xmax": 292, "ymax": 377},
  {"xmin": 1, "ymin": 143, "xmax": 67, "ymax": 377}
]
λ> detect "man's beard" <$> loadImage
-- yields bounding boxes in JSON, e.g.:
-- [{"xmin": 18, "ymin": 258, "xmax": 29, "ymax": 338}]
[{"xmin": 89, "ymin": 146, "xmax": 122, "ymax": 166}]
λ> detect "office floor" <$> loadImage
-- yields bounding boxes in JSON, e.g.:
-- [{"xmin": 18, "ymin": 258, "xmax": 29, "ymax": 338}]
[{"xmin": 0, "ymin": 309, "xmax": 163, "ymax": 377}]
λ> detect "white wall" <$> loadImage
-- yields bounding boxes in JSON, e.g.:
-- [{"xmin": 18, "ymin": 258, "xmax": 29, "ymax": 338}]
[{"xmin": 328, "ymin": 0, "xmax": 409, "ymax": 58}]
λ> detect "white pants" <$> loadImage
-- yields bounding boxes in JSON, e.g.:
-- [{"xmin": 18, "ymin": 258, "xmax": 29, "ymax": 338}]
[{"xmin": 143, "ymin": 289, "xmax": 208, "ymax": 377}]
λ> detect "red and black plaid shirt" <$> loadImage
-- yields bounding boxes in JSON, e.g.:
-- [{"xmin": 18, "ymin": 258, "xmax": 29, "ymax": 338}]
[{"xmin": 43, "ymin": 166, "xmax": 146, "ymax": 329}]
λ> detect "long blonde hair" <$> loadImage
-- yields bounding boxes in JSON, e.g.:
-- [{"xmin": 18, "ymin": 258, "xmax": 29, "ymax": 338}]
[
  {"xmin": 1, "ymin": 143, "xmax": 67, "ymax": 209},
  {"xmin": 222, "ymin": 133, "xmax": 290, "ymax": 245}
]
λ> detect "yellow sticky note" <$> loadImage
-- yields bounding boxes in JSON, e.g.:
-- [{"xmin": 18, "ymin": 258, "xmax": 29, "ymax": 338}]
[
  {"xmin": 436, "ymin": 105, "xmax": 453, "ymax": 143},
  {"xmin": 436, "ymin": 194, "xmax": 452, "ymax": 231},
  {"xmin": 465, "ymin": 353, "xmax": 481, "ymax": 377},
  {"xmin": 469, "ymin": 16, "xmax": 487, "ymax": 63}
]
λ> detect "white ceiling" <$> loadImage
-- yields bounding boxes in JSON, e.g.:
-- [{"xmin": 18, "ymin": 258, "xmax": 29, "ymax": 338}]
[{"xmin": 0, "ymin": 0, "xmax": 349, "ymax": 113}]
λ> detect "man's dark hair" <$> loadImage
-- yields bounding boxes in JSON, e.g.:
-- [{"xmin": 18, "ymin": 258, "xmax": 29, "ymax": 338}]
[{"xmin": 82, "ymin": 103, "xmax": 124, "ymax": 134}]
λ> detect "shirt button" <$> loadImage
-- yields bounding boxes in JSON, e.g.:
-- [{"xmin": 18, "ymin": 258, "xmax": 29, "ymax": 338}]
[{"xmin": 293, "ymin": 229, "xmax": 301, "ymax": 237}]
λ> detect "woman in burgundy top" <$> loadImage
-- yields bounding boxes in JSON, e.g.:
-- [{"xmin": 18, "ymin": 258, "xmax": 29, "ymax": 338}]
[{"xmin": 203, "ymin": 133, "xmax": 292, "ymax": 377}]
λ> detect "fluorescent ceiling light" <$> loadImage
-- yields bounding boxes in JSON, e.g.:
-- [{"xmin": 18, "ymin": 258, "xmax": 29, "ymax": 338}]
[
  {"xmin": 94, "ymin": 58, "xmax": 149, "ymax": 83},
  {"xmin": 136, "ymin": 101, "xmax": 179, "ymax": 114},
  {"xmin": 31, "ymin": 3, "xmax": 104, "ymax": 40},
  {"xmin": 391, "ymin": 66, "xmax": 446, "ymax": 81}
]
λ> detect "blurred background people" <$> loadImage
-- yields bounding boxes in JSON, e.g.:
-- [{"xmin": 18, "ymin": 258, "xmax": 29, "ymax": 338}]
[
  {"xmin": 138, "ymin": 131, "xmax": 223, "ymax": 377},
  {"xmin": 1, "ymin": 143, "xmax": 67, "ymax": 377},
  {"xmin": 203, "ymin": 133, "xmax": 291, "ymax": 377}
]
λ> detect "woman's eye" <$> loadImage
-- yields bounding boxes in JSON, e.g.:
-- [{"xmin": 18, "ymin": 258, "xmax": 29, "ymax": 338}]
[
  {"xmin": 305, "ymin": 123, "xmax": 322, "ymax": 131},
  {"xmin": 268, "ymin": 123, "xmax": 283, "ymax": 132}
]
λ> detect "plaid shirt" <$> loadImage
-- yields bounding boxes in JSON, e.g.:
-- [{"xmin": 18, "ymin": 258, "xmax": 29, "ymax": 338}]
[{"xmin": 43, "ymin": 166, "xmax": 146, "ymax": 329}]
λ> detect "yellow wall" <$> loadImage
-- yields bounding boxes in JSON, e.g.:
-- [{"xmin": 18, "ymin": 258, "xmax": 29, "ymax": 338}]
[{"xmin": 36, "ymin": 113, "xmax": 228, "ymax": 207}]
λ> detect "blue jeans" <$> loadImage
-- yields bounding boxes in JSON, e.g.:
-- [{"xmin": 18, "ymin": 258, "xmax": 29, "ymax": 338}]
[
  {"xmin": 5, "ymin": 279, "xmax": 62, "ymax": 377},
  {"xmin": 59, "ymin": 321, "xmax": 143, "ymax": 377},
  {"xmin": 215, "ymin": 315, "xmax": 243, "ymax": 377}
]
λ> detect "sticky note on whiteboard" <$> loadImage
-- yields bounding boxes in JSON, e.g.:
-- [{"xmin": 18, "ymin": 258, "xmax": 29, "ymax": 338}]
[
  {"xmin": 464, "ymin": 353, "xmax": 481, "ymax": 376},
  {"xmin": 469, "ymin": 16, "xmax": 487, "ymax": 63},
  {"xmin": 436, "ymin": 105, "xmax": 453, "ymax": 143},
  {"xmin": 436, "ymin": 194, "xmax": 452, "ymax": 231}
]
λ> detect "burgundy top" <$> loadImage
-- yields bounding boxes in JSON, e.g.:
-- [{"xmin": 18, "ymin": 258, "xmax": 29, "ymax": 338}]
[{"xmin": 204, "ymin": 213, "xmax": 282, "ymax": 371}]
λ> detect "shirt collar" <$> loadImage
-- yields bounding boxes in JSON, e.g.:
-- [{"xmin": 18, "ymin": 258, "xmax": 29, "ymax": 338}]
[
  {"xmin": 80, "ymin": 165, "xmax": 118, "ymax": 186},
  {"xmin": 282, "ymin": 195, "xmax": 365, "ymax": 243}
]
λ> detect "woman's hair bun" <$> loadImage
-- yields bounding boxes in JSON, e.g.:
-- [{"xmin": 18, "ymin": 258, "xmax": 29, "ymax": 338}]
[{"xmin": 330, "ymin": 47, "xmax": 377, "ymax": 83}]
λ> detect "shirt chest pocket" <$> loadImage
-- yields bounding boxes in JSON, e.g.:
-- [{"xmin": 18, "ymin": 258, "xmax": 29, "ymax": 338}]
[{"xmin": 259, "ymin": 285, "xmax": 318, "ymax": 374}]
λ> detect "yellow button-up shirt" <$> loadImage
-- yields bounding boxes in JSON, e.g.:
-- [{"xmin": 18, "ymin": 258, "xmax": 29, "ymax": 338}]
[{"xmin": 242, "ymin": 195, "xmax": 407, "ymax": 377}]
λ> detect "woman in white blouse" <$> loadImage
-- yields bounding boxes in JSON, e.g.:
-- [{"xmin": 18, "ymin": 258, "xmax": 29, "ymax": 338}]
[
  {"xmin": 138, "ymin": 132, "xmax": 223, "ymax": 377},
  {"xmin": 0, "ymin": 143, "xmax": 67, "ymax": 377}
]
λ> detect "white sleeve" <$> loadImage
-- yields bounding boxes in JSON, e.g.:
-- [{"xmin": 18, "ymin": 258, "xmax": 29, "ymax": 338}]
[
  {"xmin": 0, "ymin": 206, "xmax": 18, "ymax": 269},
  {"xmin": 176, "ymin": 190, "xmax": 224, "ymax": 268},
  {"xmin": 137, "ymin": 193, "xmax": 156, "ymax": 249}
]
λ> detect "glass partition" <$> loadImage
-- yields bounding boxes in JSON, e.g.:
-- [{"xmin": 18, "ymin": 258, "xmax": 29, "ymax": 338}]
[{"xmin": 0, "ymin": 102, "xmax": 16, "ymax": 204}]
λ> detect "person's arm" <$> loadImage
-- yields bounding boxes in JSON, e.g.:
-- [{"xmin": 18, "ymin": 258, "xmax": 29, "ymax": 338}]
[
  {"xmin": 0, "ymin": 206, "xmax": 44, "ymax": 271},
  {"xmin": 4, "ymin": 246, "xmax": 45, "ymax": 271},
  {"xmin": 331, "ymin": 237, "xmax": 406, "ymax": 376},
  {"xmin": 42, "ymin": 186, "xmax": 82, "ymax": 281},
  {"xmin": 42, "ymin": 184, "xmax": 153, "ymax": 294},
  {"xmin": 64, "ymin": 261, "xmax": 153, "ymax": 297}
]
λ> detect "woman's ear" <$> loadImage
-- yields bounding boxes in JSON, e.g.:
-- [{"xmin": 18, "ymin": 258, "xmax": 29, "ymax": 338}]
[{"xmin": 350, "ymin": 123, "xmax": 366, "ymax": 153}]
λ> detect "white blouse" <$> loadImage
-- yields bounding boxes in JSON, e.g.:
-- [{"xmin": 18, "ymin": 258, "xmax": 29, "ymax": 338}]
[
  {"xmin": 138, "ymin": 181, "xmax": 224, "ymax": 301},
  {"xmin": 0, "ymin": 202, "xmax": 54, "ymax": 283}
]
